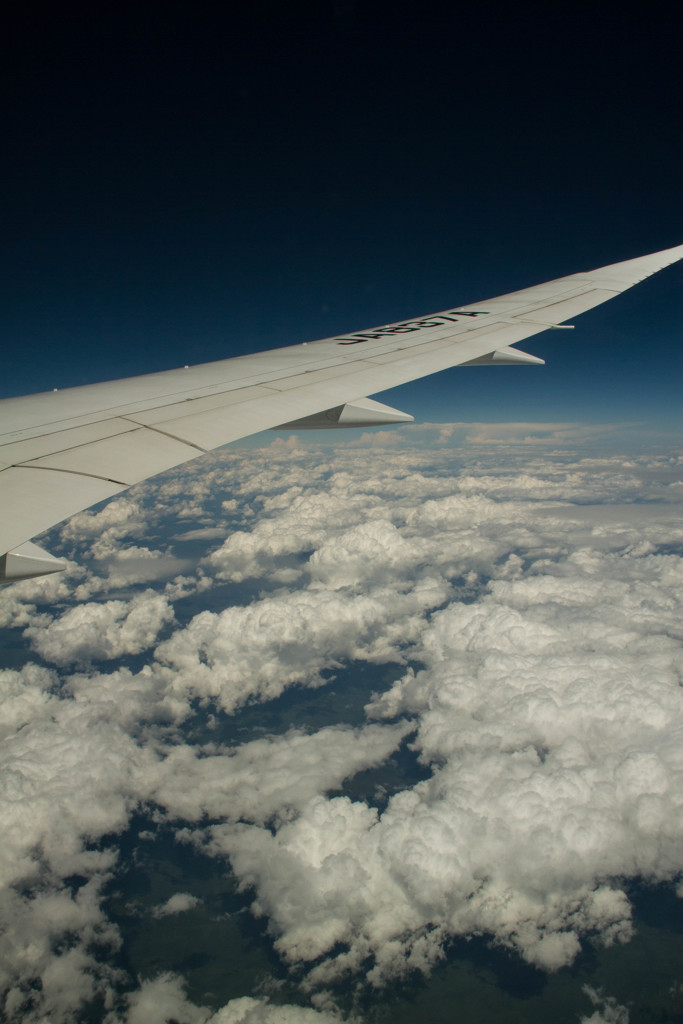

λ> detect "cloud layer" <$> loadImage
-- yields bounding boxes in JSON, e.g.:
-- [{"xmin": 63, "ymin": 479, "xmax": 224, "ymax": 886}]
[{"xmin": 1, "ymin": 437, "xmax": 682, "ymax": 1020}]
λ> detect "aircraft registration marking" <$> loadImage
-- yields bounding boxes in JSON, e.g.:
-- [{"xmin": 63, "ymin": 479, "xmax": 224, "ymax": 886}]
[{"xmin": 336, "ymin": 310, "xmax": 489, "ymax": 344}]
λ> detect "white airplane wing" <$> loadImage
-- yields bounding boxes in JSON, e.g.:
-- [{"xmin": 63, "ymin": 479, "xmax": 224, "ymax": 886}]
[{"xmin": 2, "ymin": 242, "xmax": 682, "ymax": 581}]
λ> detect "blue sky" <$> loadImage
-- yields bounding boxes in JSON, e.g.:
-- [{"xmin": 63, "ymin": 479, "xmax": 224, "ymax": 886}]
[{"xmin": 2, "ymin": 3, "xmax": 682, "ymax": 434}]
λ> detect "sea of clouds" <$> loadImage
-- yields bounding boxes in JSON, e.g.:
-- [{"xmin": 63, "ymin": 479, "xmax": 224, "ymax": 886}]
[{"xmin": 1, "ymin": 428, "xmax": 682, "ymax": 1022}]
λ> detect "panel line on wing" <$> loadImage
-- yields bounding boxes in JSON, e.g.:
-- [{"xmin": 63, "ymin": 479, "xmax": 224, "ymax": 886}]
[
  {"xmin": 8, "ymin": 464, "xmax": 131, "ymax": 487},
  {"xmin": 120, "ymin": 418, "xmax": 209, "ymax": 453}
]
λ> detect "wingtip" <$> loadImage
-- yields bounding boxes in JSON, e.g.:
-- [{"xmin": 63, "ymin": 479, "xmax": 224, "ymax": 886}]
[{"xmin": 586, "ymin": 241, "xmax": 683, "ymax": 290}]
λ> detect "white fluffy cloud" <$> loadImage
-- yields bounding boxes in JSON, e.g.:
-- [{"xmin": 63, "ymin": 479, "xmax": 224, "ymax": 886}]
[
  {"xmin": 118, "ymin": 973, "xmax": 349, "ymax": 1024},
  {"xmin": 119, "ymin": 973, "xmax": 207, "ymax": 1024},
  {"xmin": 59, "ymin": 497, "xmax": 147, "ymax": 556},
  {"xmin": 153, "ymin": 580, "xmax": 449, "ymax": 713},
  {"xmin": 205, "ymin": 996, "xmax": 349, "ymax": 1023},
  {"xmin": 204, "ymin": 517, "xmax": 683, "ymax": 982},
  {"xmin": 0, "ymin": 560, "xmax": 85, "ymax": 628},
  {"xmin": 24, "ymin": 589, "xmax": 174, "ymax": 666},
  {"xmin": 206, "ymin": 490, "xmax": 383, "ymax": 582},
  {"xmin": 580, "ymin": 986, "xmax": 630, "ymax": 1023},
  {"xmin": 0, "ymin": 664, "xmax": 158, "ymax": 889},
  {"xmin": 167, "ymin": 447, "xmax": 683, "ymax": 986},
  {"xmin": 1, "ymin": 439, "xmax": 682, "ymax": 1021},
  {"xmin": 150, "ymin": 722, "xmax": 412, "ymax": 826},
  {"xmin": 152, "ymin": 892, "xmax": 201, "ymax": 917}
]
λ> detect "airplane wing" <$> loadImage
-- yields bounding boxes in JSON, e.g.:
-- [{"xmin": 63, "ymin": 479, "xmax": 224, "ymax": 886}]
[{"xmin": 2, "ymin": 242, "xmax": 682, "ymax": 581}]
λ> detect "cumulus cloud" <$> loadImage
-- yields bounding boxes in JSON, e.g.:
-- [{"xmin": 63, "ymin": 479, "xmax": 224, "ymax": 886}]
[
  {"xmin": 580, "ymin": 986, "xmax": 630, "ymax": 1023},
  {"xmin": 0, "ymin": 657, "xmax": 406, "ymax": 1018},
  {"xmin": 0, "ymin": 665, "xmax": 158, "ymax": 888},
  {"xmin": 172, "ymin": 447, "xmax": 683, "ymax": 984},
  {"xmin": 152, "ymin": 892, "xmax": 201, "ymax": 917},
  {"xmin": 116, "ymin": 973, "xmax": 351, "ymax": 1024},
  {"xmin": 215, "ymin": 518, "xmax": 682, "ymax": 982},
  {"xmin": 205, "ymin": 489, "xmax": 390, "ymax": 582},
  {"xmin": 117, "ymin": 973, "xmax": 207, "ymax": 1024},
  {"xmin": 59, "ymin": 497, "xmax": 148, "ymax": 557},
  {"xmin": 0, "ymin": 657, "xmax": 164, "ymax": 1020},
  {"xmin": 24, "ymin": 589, "xmax": 174, "ymax": 666},
  {"xmin": 0, "ymin": 870, "xmax": 122, "ymax": 1021},
  {"xmin": 149, "ymin": 721, "xmax": 412, "ymax": 826},
  {"xmin": 2, "ymin": 440, "xmax": 682, "ymax": 1021},
  {"xmin": 0, "ymin": 560, "xmax": 85, "ymax": 628},
  {"xmin": 205, "ymin": 996, "xmax": 349, "ymax": 1023},
  {"xmin": 153, "ymin": 581, "xmax": 449, "ymax": 713}
]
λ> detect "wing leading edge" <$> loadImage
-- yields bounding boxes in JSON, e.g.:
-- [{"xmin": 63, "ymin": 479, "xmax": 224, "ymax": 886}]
[{"xmin": 2, "ymin": 242, "xmax": 682, "ymax": 581}]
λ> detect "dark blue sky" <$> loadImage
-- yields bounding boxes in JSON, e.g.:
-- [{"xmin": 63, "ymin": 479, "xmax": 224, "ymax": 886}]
[{"xmin": 2, "ymin": 2, "xmax": 682, "ymax": 431}]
